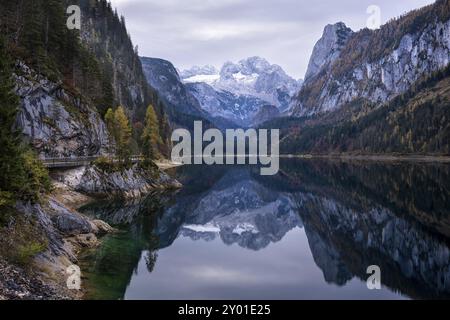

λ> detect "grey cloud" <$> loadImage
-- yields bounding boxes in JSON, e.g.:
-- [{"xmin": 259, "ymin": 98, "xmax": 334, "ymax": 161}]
[{"xmin": 111, "ymin": 0, "xmax": 435, "ymax": 79}]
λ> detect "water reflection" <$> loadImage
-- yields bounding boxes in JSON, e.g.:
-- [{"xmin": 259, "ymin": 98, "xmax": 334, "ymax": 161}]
[{"xmin": 79, "ymin": 159, "xmax": 450, "ymax": 300}]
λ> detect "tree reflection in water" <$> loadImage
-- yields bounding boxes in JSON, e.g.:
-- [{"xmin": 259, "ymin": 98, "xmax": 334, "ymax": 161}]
[{"xmin": 79, "ymin": 159, "xmax": 450, "ymax": 300}]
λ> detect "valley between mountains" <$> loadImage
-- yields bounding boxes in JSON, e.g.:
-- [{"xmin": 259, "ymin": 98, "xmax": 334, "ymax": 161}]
[{"xmin": 0, "ymin": 0, "xmax": 450, "ymax": 300}]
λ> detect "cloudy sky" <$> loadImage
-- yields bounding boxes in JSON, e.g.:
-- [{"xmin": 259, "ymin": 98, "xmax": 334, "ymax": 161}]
[{"xmin": 110, "ymin": 0, "xmax": 434, "ymax": 79}]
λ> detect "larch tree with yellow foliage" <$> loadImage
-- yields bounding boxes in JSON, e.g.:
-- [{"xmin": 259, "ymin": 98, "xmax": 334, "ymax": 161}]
[
  {"xmin": 141, "ymin": 104, "xmax": 162, "ymax": 160},
  {"xmin": 104, "ymin": 106, "xmax": 132, "ymax": 165}
]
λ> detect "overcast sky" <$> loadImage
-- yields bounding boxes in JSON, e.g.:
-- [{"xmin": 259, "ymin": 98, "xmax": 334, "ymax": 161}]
[{"xmin": 109, "ymin": 0, "xmax": 435, "ymax": 79}]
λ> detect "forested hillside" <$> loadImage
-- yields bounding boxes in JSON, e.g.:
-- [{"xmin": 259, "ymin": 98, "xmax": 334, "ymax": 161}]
[
  {"xmin": 292, "ymin": 0, "xmax": 450, "ymax": 116},
  {"xmin": 0, "ymin": 0, "xmax": 175, "ymax": 214},
  {"xmin": 281, "ymin": 66, "xmax": 450, "ymax": 154},
  {"xmin": 279, "ymin": 0, "xmax": 450, "ymax": 155},
  {"xmin": 0, "ymin": 0, "xmax": 172, "ymax": 157}
]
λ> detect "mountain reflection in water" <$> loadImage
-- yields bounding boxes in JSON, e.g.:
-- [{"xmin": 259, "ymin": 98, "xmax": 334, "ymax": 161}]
[{"xmin": 79, "ymin": 159, "xmax": 450, "ymax": 300}]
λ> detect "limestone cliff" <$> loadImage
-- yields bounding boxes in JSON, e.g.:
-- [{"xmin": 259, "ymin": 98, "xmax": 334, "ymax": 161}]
[
  {"xmin": 14, "ymin": 62, "xmax": 112, "ymax": 158},
  {"xmin": 291, "ymin": 1, "xmax": 450, "ymax": 116}
]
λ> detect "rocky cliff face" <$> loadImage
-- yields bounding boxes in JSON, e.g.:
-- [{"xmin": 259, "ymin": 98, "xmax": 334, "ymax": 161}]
[
  {"xmin": 140, "ymin": 57, "xmax": 209, "ymax": 120},
  {"xmin": 14, "ymin": 62, "xmax": 111, "ymax": 158},
  {"xmin": 304, "ymin": 22, "xmax": 353, "ymax": 82},
  {"xmin": 292, "ymin": 1, "xmax": 450, "ymax": 116}
]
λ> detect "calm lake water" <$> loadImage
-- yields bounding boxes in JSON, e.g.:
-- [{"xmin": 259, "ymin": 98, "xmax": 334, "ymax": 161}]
[{"xmin": 79, "ymin": 159, "xmax": 450, "ymax": 300}]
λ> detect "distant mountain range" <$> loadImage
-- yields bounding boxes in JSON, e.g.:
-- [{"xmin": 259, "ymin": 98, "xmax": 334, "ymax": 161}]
[
  {"xmin": 141, "ymin": 56, "xmax": 302, "ymax": 128},
  {"xmin": 140, "ymin": 57, "xmax": 237, "ymax": 130},
  {"xmin": 9, "ymin": 0, "xmax": 448, "ymax": 157},
  {"xmin": 182, "ymin": 57, "xmax": 302, "ymax": 126}
]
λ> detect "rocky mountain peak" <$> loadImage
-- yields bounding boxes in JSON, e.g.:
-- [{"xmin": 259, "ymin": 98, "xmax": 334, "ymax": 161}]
[
  {"xmin": 292, "ymin": 1, "xmax": 450, "ymax": 117},
  {"xmin": 304, "ymin": 21, "xmax": 353, "ymax": 81},
  {"xmin": 180, "ymin": 57, "xmax": 301, "ymax": 126},
  {"xmin": 236, "ymin": 56, "xmax": 272, "ymax": 74},
  {"xmin": 218, "ymin": 56, "xmax": 285, "ymax": 80}
]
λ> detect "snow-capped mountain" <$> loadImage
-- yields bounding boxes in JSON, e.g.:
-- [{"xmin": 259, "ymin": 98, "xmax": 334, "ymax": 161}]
[
  {"xmin": 185, "ymin": 82, "xmax": 279, "ymax": 127},
  {"xmin": 181, "ymin": 57, "xmax": 302, "ymax": 126},
  {"xmin": 140, "ymin": 57, "xmax": 236, "ymax": 130}
]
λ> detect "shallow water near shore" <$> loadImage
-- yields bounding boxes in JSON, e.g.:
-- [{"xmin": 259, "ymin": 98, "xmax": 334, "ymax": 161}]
[{"xmin": 79, "ymin": 158, "xmax": 450, "ymax": 300}]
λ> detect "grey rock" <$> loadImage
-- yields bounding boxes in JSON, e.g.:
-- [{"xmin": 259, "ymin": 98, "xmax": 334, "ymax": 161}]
[
  {"xmin": 140, "ymin": 57, "xmax": 208, "ymax": 119},
  {"xmin": 0, "ymin": 258, "xmax": 70, "ymax": 300},
  {"xmin": 47, "ymin": 199, "xmax": 93, "ymax": 236},
  {"xmin": 304, "ymin": 22, "xmax": 353, "ymax": 81},
  {"xmin": 76, "ymin": 164, "xmax": 182, "ymax": 199},
  {"xmin": 179, "ymin": 65, "xmax": 219, "ymax": 79},
  {"xmin": 14, "ymin": 62, "xmax": 112, "ymax": 158},
  {"xmin": 292, "ymin": 18, "xmax": 450, "ymax": 116}
]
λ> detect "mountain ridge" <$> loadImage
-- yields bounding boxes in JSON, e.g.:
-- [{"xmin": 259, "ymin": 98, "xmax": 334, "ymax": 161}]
[
  {"xmin": 276, "ymin": 0, "xmax": 450, "ymax": 155},
  {"xmin": 181, "ymin": 57, "xmax": 302, "ymax": 126},
  {"xmin": 291, "ymin": 0, "xmax": 450, "ymax": 117}
]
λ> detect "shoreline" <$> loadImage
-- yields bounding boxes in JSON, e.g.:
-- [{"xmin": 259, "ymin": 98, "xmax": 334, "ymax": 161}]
[
  {"xmin": 282, "ymin": 154, "xmax": 450, "ymax": 163},
  {"xmin": 47, "ymin": 162, "xmax": 182, "ymax": 300},
  {"xmin": 52, "ymin": 181, "xmax": 96, "ymax": 210},
  {"xmin": 155, "ymin": 160, "xmax": 184, "ymax": 170}
]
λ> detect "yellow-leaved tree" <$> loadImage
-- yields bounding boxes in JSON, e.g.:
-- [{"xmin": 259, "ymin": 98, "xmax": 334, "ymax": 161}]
[
  {"xmin": 105, "ymin": 106, "xmax": 132, "ymax": 164},
  {"xmin": 141, "ymin": 104, "xmax": 162, "ymax": 160}
]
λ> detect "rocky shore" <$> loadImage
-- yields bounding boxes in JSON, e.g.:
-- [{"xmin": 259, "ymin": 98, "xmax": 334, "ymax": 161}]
[
  {"xmin": 0, "ymin": 195, "xmax": 114, "ymax": 300},
  {"xmin": 77, "ymin": 164, "xmax": 182, "ymax": 199},
  {"xmin": 0, "ymin": 161, "xmax": 181, "ymax": 300},
  {"xmin": 0, "ymin": 258, "xmax": 70, "ymax": 300}
]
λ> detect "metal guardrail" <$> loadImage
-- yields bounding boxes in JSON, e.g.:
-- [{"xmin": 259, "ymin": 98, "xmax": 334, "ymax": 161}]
[{"xmin": 41, "ymin": 155, "xmax": 144, "ymax": 168}]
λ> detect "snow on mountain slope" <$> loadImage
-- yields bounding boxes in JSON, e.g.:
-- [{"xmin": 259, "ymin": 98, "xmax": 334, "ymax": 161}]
[
  {"xmin": 181, "ymin": 57, "xmax": 302, "ymax": 126},
  {"xmin": 183, "ymin": 74, "xmax": 220, "ymax": 85},
  {"xmin": 185, "ymin": 82, "xmax": 274, "ymax": 127}
]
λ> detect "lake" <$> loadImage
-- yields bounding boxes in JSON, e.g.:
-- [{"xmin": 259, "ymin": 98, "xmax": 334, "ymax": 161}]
[{"xmin": 79, "ymin": 158, "xmax": 450, "ymax": 300}]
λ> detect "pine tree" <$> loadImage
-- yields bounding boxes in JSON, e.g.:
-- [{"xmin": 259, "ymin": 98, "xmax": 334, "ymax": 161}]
[
  {"xmin": 21, "ymin": 0, "xmax": 46, "ymax": 73},
  {"xmin": 0, "ymin": 37, "xmax": 25, "ymax": 208},
  {"xmin": 0, "ymin": 36, "xmax": 50, "ymax": 210},
  {"xmin": 141, "ymin": 104, "xmax": 162, "ymax": 160}
]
